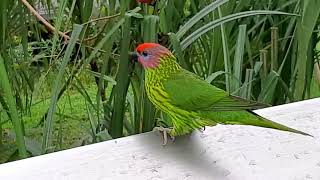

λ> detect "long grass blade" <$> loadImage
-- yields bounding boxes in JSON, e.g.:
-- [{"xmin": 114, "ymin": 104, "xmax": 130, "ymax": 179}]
[
  {"xmin": 218, "ymin": 7, "xmax": 232, "ymax": 92},
  {"xmin": 110, "ymin": 15, "xmax": 132, "ymax": 138},
  {"xmin": 294, "ymin": 0, "xmax": 320, "ymax": 99},
  {"xmin": 271, "ymin": 27, "xmax": 279, "ymax": 71},
  {"xmin": 176, "ymin": 0, "xmax": 229, "ymax": 39},
  {"xmin": 231, "ymin": 24, "xmax": 247, "ymax": 95},
  {"xmin": 0, "ymin": 54, "xmax": 28, "ymax": 158},
  {"xmin": 41, "ymin": 24, "xmax": 83, "ymax": 153},
  {"xmin": 181, "ymin": 10, "xmax": 296, "ymax": 50}
]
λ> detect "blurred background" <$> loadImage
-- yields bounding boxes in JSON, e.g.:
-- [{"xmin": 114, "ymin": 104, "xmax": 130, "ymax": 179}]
[{"xmin": 0, "ymin": 0, "xmax": 319, "ymax": 163}]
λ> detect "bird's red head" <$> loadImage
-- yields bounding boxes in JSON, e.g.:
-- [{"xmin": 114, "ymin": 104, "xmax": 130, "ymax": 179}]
[
  {"xmin": 135, "ymin": 43, "xmax": 172, "ymax": 69},
  {"xmin": 136, "ymin": 43, "xmax": 159, "ymax": 55},
  {"xmin": 137, "ymin": 0, "xmax": 155, "ymax": 4}
]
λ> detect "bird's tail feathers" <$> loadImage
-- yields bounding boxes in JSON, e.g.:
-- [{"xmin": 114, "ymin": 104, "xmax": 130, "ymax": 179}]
[{"xmin": 200, "ymin": 111, "xmax": 312, "ymax": 137}]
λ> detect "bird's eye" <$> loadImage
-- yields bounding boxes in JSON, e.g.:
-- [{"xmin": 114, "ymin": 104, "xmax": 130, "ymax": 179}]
[{"xmin": 142, "ymin": 51, "xmax": 148, "ymax": 57}]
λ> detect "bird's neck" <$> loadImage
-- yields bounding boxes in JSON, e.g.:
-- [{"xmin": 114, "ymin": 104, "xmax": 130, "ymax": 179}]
[{"xmin": 145, "ymin": 55, "xmax": 181, "ymax": 84}]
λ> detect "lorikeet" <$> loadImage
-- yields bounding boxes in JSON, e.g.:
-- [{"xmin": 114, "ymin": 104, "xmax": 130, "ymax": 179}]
[{"xmin": 131, "ymin": 43, "xmax": 311, "ymax": 144}]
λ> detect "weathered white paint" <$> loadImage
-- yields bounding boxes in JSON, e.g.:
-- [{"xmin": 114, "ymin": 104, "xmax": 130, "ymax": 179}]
[{"xmin": 0, "ymin": 98, "xmax": 320, "ymax": 180}]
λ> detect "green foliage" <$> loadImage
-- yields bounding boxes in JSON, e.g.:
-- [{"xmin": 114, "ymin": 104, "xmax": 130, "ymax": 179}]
[
  {"xmin": 0, "ymin": 0, "xmax": 319, "ymax": 163},
  {"xmin": 0, "ymin": 55, "xmax": 27, "ymax": 158},
  {"xmin": 42, "ymin": 24, "xmax": 83, "ymax": 153},
  {"xmin": 294, "ymin": 0, "xmax": 320, "ymax": 99}
]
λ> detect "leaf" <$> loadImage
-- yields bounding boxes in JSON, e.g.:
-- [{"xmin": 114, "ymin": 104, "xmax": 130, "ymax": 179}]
[
  {"xmin": 231, "ymin": 24, "xmax": 247, "ymax": 95},
  {"xmin": 110, "ymin": 15, "xmax": 132, "ymax": 138},
  {"xmin": 176, "ymin": 0, "xmax": 229, "ymax": 39},
  {"xmin": 258, "ymin": 71, "xmax": 280, "ymax": 103},
  {"xmin": 253, "ymin": 61, "xmax": 263, "ymax": 75},
  {"xmin": 294, "ymin": 0, "xmax": 320, "ymax": 100},
  {"xmin": 205, "ymin": 71, "xmax": 225, "ymax": 83},
  {"xmin": 169, "ymin": 32, "xmax": 190, "ymax": 70},
  {"xmin": 0, "ymin": 54, "xmax": 27, "ymax": 158},
  {"xmin": 240, "ymin": 69, "xmax": 254, "ymax": 99},
  {"xmin": 218, "ymin": 7, "xmax": 232, "ymax": 92},
  {"xmin": 87, "ymin": 70, "xmax": 117, "ymax": 85},
  {"xmin": 181, "ymin": 10, "xmax": 297, "ymax": 50}
]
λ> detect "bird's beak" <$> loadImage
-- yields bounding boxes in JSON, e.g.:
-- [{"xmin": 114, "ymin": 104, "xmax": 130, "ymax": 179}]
[{"xmin": 129, "ymin": 52, "xmax": 138, "ymax": 63}]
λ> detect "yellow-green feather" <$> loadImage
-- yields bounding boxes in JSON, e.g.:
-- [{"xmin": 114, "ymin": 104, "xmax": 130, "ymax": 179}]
[{"xmin": 144, "ymin": 55, "xmax": 215, "ymax": 136}]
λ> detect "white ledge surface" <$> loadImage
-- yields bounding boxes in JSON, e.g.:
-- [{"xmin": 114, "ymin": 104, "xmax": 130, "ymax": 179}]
[{"xmin": 1, "ymin": 98, "xmax": 320, "ymax": 180}]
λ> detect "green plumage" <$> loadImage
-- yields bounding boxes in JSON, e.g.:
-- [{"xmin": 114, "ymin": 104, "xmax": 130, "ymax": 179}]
[{"xmin": 143, "ymin": 49, "xmax": 311, "ymax": 137}]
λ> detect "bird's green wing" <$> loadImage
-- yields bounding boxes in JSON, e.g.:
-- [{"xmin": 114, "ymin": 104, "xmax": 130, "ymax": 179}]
[{"xmin": 163, "ymin": 69, "xmax": 268, "ymax": 111}]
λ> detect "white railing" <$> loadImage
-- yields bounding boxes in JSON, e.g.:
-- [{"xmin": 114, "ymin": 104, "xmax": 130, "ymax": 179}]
[{"xmin": 0, "ymin": 98, "xmax": 319, "ymax": 180}]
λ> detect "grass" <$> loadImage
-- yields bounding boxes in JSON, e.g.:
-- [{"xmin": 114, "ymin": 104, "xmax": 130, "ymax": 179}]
[
  {"xmin": 310, "ymin": 77, "xmax": 320, "ymax": 98},
  {"xmin": 2, "ymin": 72, "xmax": 98, "ymax": 151}
]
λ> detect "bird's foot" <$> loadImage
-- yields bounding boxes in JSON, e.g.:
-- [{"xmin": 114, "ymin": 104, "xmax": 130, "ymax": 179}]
[
  {"xmin": 198, "ymin": 126, "xmax": 206, "ymax": 133},
  {"xmin": 153, "ymin": 126, "xmax": 175, "ymax": 145}
]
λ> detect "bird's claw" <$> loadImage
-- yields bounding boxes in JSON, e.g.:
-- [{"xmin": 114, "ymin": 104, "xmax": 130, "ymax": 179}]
[
  {"xmin": 199, "ymin": 126, "xmax": 206, "ymax": 133},
  {"xmin": 153, "ymin": 126, "xmax": 175, "ymax": 145}
]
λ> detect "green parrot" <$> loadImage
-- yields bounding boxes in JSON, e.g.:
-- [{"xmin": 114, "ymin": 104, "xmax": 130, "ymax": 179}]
[{"xmin": 132, "ymin": 43, "xmax": 311, "ymax": 144}]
